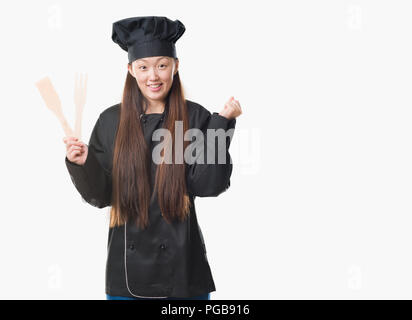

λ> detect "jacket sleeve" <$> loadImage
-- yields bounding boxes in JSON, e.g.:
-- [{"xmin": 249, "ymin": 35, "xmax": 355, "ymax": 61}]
[
  {"xmin": 186, "ymin": 111, "xmax": 236, "ymax": 197},
  {"xmin": 65, "ymin": 114, "xmax": 112, "ymax": 208}
]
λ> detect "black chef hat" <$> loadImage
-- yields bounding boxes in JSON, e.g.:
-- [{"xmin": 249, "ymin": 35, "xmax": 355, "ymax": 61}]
[{"xmin": 112, "ymin": 16, "xmax": 186, "ymax": 63}]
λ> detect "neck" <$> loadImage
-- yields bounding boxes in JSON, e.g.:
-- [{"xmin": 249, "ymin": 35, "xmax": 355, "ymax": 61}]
[{"xmin": 144, "ymin": 100, "xmax": 165, "ymax": 114}]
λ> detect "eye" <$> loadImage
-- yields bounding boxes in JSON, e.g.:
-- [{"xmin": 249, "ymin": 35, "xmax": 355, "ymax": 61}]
[
  {"xmin": 138, "ymin": 66, "xmax": 146, "ymax": 70},
  {"xmin": 159, "ymin": 64, "xmax": 167, "ymax": 68}
]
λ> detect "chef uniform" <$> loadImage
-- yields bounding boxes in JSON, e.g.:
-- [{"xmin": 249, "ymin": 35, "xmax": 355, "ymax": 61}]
[{"xmin": 65, "ymin": 16, "xmax": 236, "ymax": 299}]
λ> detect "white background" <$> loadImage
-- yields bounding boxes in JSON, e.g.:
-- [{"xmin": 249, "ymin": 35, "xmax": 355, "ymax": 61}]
[{"xmin": 0, "ymin": 0, "xmax": 411, "ymax": 299}]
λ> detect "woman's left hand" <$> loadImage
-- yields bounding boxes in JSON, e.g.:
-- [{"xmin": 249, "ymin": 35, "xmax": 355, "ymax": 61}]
[{"xmin": 219, "ymin": 96, "xmax": 242, "ymax": 120}]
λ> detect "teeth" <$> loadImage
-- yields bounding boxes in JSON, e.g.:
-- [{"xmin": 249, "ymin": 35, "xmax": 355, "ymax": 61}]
[{"xmin": 149, "ymin": 84, "xmax": 161, "ymax": 88}]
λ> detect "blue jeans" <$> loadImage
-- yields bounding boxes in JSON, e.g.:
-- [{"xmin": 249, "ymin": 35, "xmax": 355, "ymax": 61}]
[{"xmin": 106, "ymin": 292, "xmax": 210, "ymax": 300}]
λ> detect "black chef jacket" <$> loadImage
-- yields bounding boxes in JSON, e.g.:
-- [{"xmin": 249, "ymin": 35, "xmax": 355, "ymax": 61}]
[{"xmin": 64, "ymin": 99, "xmax": 236, "ymax": 298}]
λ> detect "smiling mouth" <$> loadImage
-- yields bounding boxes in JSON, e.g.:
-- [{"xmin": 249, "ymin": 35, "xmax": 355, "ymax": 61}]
[{"xmin": 147, "ymin": 83, "xmax": 162, "ymax": 88}]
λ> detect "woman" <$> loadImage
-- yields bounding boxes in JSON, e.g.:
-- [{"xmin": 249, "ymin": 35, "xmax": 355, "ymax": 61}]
[{"xmin": 63, "ymin": 16, "xmax": 242, "ymax": 300}]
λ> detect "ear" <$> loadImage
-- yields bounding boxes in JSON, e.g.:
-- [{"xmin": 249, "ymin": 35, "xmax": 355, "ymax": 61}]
[
  {"xmin": 127, "ymin": 63, "xmax": 135, "ymax": 78},
  {"xmin": 174, "ymin": 58, "xmax": 179, "ymax": 76}
]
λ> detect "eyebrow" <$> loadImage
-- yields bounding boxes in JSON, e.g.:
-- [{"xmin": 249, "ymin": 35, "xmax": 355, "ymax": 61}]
[{"xmin": 138, "ymin": 57, "xmax": 169, "ymax": 63}]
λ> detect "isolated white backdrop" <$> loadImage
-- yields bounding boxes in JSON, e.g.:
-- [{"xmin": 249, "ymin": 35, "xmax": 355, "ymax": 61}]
[{"xmin": 1, "ymin": 0, "xmax": 412, "ymax": 299}]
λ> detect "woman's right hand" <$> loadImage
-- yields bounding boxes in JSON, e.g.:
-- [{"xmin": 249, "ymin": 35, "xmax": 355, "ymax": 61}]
[{"xmin": 63, "ymin": 136, "xmax": 88, "ymax": 165}]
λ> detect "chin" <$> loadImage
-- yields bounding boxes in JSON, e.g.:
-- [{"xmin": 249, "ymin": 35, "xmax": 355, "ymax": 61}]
[{"xmin": 147, "ymin": 92, "xmax": 164, "ymax": 99}]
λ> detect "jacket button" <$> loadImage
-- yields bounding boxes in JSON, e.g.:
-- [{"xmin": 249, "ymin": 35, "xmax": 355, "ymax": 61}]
[
  {"xmin": 160, "ymin": 244, "xmax": 166, "ymax": 250},
  {"xmin": 129, "ymin": 244, "xmax": 135, "ymax": 250}
]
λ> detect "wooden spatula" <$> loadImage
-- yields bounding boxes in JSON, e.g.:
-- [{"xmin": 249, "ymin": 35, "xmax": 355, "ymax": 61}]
[{"xmin": 35, "ymin": 76, "xmax": 75, "ymax": 138}]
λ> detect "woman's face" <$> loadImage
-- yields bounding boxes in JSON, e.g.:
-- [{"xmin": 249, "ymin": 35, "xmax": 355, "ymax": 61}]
[{"xmin": 128, "ymin": 56, "xmax": 179, "ymax": 105}]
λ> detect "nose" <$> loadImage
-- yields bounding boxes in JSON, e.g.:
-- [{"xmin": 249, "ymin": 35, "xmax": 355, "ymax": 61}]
[{"xmin": 148, "ymin": 67, "xmax": 160, "ymax": 81}]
